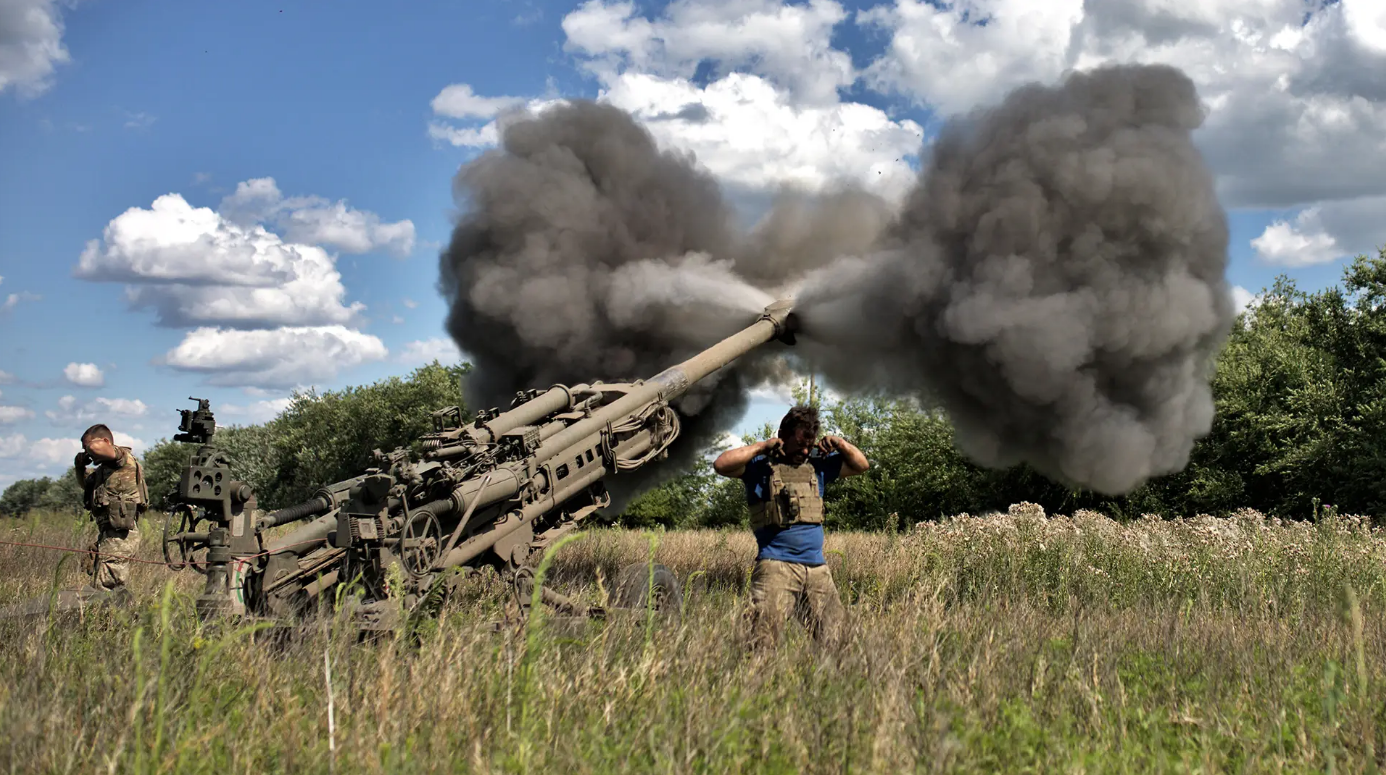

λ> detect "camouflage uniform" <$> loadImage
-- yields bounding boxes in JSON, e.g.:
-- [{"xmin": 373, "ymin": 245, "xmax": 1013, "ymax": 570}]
[
  {"xmin": 743, "ymin": 453, "xmax": 847, "ymax": 650},
  {"xmin": 76, "ymin": 446, "xmax": 146, "ymax": 590}
]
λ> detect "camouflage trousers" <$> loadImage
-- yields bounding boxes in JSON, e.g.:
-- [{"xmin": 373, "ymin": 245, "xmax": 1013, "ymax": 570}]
[
  {"xmin": 84, "ymin": 522, "xmax": 141, "ymax": 591},
  {"xmin": 747, "ymin": 558, "xmax": 846, "ymax": 651}
]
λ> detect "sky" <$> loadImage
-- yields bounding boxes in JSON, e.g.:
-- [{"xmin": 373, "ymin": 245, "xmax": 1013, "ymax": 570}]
[{"xmin": 2, "ymin": 0, "xmax": 1385, "ymax": 489}]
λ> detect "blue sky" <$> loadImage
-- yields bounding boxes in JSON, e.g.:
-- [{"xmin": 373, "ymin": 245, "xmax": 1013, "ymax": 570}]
[{"xmin": 2, "ymin": 0, "xmax": 1384, "ymax": 487}]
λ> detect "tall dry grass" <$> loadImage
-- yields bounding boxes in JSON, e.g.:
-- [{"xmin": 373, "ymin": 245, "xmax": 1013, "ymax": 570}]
[{"xmin": 1, "ymin": 504, "xmax": 1384, "ymax": 773}]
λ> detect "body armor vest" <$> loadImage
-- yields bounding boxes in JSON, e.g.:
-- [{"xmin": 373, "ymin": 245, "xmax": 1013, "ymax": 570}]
[
  {"xmin": 87, "ymin": 447, "xmax": 148, "ymax": 531},
  {"xmin": 749, "ymin": 454, "xmax": 825, "ymax": 531}
]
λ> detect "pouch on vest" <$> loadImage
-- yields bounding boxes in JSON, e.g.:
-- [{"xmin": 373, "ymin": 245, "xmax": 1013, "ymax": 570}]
[{"xmin": 106, "ymin": 498, "xmax": 138, "ymax": 531}]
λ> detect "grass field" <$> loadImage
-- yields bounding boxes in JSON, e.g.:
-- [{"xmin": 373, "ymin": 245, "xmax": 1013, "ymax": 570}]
[{"xmin": 2, "ymin": 503, "xmax": 1385, "ymax": 773}]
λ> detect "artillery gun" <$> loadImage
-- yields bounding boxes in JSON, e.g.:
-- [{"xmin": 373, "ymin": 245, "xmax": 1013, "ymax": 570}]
[{"xmin": 160, "ymin": 300, "xmax": 798, "ymax": 630}]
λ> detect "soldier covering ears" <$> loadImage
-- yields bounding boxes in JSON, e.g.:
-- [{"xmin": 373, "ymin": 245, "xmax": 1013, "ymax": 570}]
[
  {"xmin": 713, "ymin": 404, "xmax": 868, "ymax": 650},
  {"xmin": 73, "ymin": 423, "xmax": 147, "ymax": 592}
]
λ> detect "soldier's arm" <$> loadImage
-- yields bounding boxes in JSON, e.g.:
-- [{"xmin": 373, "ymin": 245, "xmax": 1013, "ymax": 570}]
[
  {"xmin": 713, "ymin": 439, "xmax": 781, "ymax": 478},
  {"xmin": 72, "ymin": 453, "xmax": 90, "ymax": 489},
  {"xmin": 821, "ymin": 436, "xmax": 869, "ymax": 478}
]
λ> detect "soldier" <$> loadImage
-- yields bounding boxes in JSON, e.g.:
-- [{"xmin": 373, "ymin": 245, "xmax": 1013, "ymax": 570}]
[
  {"xmin": 713, "ymin": 404, "xmax": 869, "ymax": 650},
  {"xmin": 73, "ymin": 423, "xmax": 147, "ymax": 592}
]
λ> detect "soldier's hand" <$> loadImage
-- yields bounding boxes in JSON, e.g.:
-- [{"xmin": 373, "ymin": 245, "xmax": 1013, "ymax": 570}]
[
  {"xmin": 817, "ymin": 435, "xmax": 843, "ymax": 454},
  {"xmin": 760, "ymin": 438, "xmax": 784, "ymax": 454},
  {"xmin": 74, "ymin": 451, "xmax": 91, "ymax": 468}
]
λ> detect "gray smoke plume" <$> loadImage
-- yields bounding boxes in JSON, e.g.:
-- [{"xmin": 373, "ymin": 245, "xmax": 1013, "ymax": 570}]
[
  {"xmin": 438, "ymin": 63, "xmax": 1234, "ymax": 504},
  {"xmin": 437, "ymin": 101, "xmax": 787, "ymax": 506},
  {"xmin": 795, "ymin": 63, "xmax": 1235, "ymax": 494}
]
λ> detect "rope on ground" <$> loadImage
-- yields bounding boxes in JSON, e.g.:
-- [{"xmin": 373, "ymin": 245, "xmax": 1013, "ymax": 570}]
[{"xmin": 0, "ymin": 537, "xmax": 331, "ymax": 567}]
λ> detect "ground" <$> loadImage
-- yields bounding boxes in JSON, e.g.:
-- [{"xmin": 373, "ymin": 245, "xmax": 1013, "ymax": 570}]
[{"xmin": 1, "ymin": 504, "xmax": 1384, "ymax": 773}]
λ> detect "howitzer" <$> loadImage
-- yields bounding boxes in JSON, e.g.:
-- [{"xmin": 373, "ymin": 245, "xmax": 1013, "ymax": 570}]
[{"xmin": 161, "ymin": 299, "xmax": 798, "ymax": 629}]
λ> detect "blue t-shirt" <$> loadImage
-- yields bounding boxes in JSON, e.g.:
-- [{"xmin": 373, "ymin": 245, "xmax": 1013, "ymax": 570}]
[{"xmin": 740, "ymin": 451, "xmax": 844, "ymax": 566}]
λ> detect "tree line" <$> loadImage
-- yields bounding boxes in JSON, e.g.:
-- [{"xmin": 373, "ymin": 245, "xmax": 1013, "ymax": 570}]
[{"xmin": 7, "ymin": 250, "xmax": 1386, "ymax": 528}]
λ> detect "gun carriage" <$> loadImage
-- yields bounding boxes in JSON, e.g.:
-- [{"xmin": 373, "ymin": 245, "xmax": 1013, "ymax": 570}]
[{"xmin": 160, "ymin": 300, "xmax": 798, "ymax": 629}]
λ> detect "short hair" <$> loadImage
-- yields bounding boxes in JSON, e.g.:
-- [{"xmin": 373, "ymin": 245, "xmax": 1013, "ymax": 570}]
[
  {"xmin": 81, "ymin": 424, "xmax": 113, "ymax": 443},
  {"xmin": 777, "ymin": 404, "xmax": 820, "ymax": 440}
]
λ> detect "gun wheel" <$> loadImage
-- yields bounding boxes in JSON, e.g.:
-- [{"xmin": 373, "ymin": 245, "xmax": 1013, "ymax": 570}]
[
  {"xmin": 162, "ymin": 504, "xmax": 208, "ymax": 573},
  {"xmin": 400, "ymin": 511, "xmax": 443, "ymax": 578},
  {"xmin": 611, "ymin": 561, "xmax": 682, "ymax": 620}
]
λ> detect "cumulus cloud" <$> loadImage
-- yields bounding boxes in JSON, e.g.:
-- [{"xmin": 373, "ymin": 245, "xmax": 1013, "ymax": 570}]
[
  {"xmin": 0, "ymin": 430, "xmax": 146, "ymax": 466},
  {"xmin": 75, "ymin": 193, "xmax": 366, "ymax": 329},
  {"xmin": 397, "ymin": 337, "xmax": 464, "ymax": 366},
  {"xmin": 562, "ymin": 0, "xmax": 856, "ymax": 105},
  {"xmin": 597, "ymin": 71, "xmax": 922, "ymax": 200},
  {"xmin": 44, "ymin": 395, "xmax": 149, "ymax": 424},
  {"xmin": 428, "ymin": 89, "xmax": 564, "ymax": 149},
  {"xmin": 63, "ymin": 362, "xmax": 104, "ymax": 387},
  {"xmin": 0, "ymin": 433, "xmax": 24, "ymax": 457},
  {"xmin": 1251, "ymin": 197, "xmax": 1386, "ymax": 265},
  {"xmin": 219, "ymin": 397, "xmax": 292, "ymax": 424},
  {"xmin": 431, "ymin": 2, "xmax": 923, "ymax": 201},
  {"xmin": 0, "ymin": 0, "xmax": 70, "ymax": 98},
  {"xmin": 1232, "ymin": 285, "xmax": 1258, "ymax": 314},
  {"xmin": 431, "ymin": 83, "xmax": 527, "ymax": 119},
  {"xmin": 75, "ymin": 178, "xmax": 415, "ymax": 332},
  {"xmin": 219, "ymin": 178, "xmax": 416, "ymax": 258},
  {"xmin": 162, "ymin": 325, "xmax": 389, "ymax": 388},
  {"xmin": 0, "ymin": 405, "xmax": 34, "ymax": 423},
  {"xmin": 0, "ymin": 370, "xmax": 14, "ymax": 384},
  {"xmin": 2, "ymin": 290, "xmax": 40, "ymax": 312},
  {"xmin": 0, "ymin": 276, "xmax": 38, "ymax": 314},
  {"xmin": 860, "ymin": 0, "xmax": 1386, "ymax": 212}
]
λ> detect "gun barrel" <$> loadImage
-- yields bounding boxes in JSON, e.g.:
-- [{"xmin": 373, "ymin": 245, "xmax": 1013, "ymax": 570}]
[{"xmin": 533, "ymin": 299, "xmax": 794, "ymax": 468}]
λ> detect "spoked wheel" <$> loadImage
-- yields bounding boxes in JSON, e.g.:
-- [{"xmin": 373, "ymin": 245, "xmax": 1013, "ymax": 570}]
[
  {"xmin": 162, "ymin": 504, "xmax": 210, "ymax": 573},
  {"xmin": 611, "ymin": 561, "xmax": 683, "ymax": 621},
  {"xmin": 399, "ymin": 510, "xmax": 443, "ymax": 578}
]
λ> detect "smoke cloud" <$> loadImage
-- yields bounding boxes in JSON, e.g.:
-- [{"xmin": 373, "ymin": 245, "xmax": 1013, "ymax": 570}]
[
  {"xmin": 438, "ymin": 63, "xmax": 1234, "ymax": 500},
  {"xmin": 437, "ymin": 101, "xmax": 789, "ymax": 505},
  {"xmin": 796, "ymin": 64, "xmax": 1234, "ymax": 494}
]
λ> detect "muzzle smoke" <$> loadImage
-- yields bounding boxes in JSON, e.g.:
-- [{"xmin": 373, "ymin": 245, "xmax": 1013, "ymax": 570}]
[{"xmin": 438, "ymin": 64, "xmax": 1234, "ymax": 498}]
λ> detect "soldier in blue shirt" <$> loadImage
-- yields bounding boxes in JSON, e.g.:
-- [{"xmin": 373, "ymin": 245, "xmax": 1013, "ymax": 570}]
[{"xmin": 713, "ymin": 404, "xmax": 869, "ymax": 650}]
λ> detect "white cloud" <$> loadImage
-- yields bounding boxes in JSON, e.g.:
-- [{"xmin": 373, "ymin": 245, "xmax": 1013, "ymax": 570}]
[
  {"xmin": 45, "ymin": 395, "xmax": 149, "ymax": 424},
  {"xmin": 219, "ymin": 398, "xmax": 292, "ymax": 424},
  {"xmin": 397, "ymin": 337, "xmax": 463, "ymax": 366},
  {"xmin": 162, "ymin": 325, "xmax": 389, "ymax": 388},
  {"xmin": 1251, "ymin": 210, "xmax": 1341, "ymax": 267},
  {"xmin": 1251, "ymin": 196, "xmax": 1386, "ymax": 265},
  {"xmin": 75, "ymin": 192, "xmax": 366, "ymax": 329},
  {"xmin": 63, "ymin": 362, "xmax": 104, "ymax": 387},
  {"xmin": 0, "ymin": 433, "xmax": 24, "ymax": 457},
  {"xmin": 0, "ymin": 405, "xmax": 34, "ymax": 423},
  {"xmin": 2, "ymin": 290, "xmax": 40, "ymax": 312},
  {"xmin": 431, "ymin": 83, "xmax": 527, "ymax": 119},
  {"xmin": 0, "ymin": 370, "xmax": 13, "ymax": 384},
  {"xmin": 428, "ymin": 94, "xmax": 565, "ymax": 149},
  {"xmin": 123, "ymin": 111, "xmax": 156, "ymax": 130},
  {"xmin": 858, "ymin": 0, "xmax": 1085, "ymax": 117},
  {"xmin": 600, "ymin": 71, "xmax": 922, "ymax": 200},
  {"xmin": 562, "ymin": 0, "xmax": 856, "ymax": 105},
  {"xmin": 859, "ymin": 0, "xmax": 1386, "ymax": 212},
  {"xmin": 431, "ymin": 2, "xmax": 922, "ymax": 201},
  {"xmin": 402, "ymin": 298, "xmax": 418, "ymax": 309},
  {"xmin": 0, "ymin": 0, "xmax": 70, "ymax": 98},
  {"xmin": 220, "ymin": 178, "xmax": 416, "ymax": 258},
  {"xmin": 714, "ymin": 430, "xmax": 743, "ymax": 451},
  {"xmin": 76, "ymin": 178, "xmax": 415, "ymax": 337},
  {"xmin": 0, "ymin": 431, "xmax": 146, "ymax": 466},
  {"xmin": 1231, "ymin": 285, "xmax": 1257, "ymax": 313}
]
